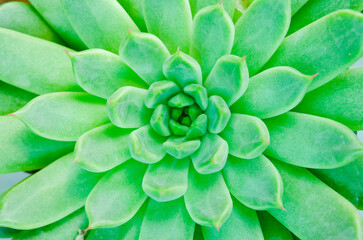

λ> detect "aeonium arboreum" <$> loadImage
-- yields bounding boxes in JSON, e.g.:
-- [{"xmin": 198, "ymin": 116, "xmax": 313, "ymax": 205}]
[{"xmin": 0, "ymin": 0, "xmax": 363, "ymax": 239}]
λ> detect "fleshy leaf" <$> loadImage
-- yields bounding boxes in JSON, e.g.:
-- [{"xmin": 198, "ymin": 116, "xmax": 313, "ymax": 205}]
[
  {"xmin": 0, "ymin": 116, "xmax": 74, "ymax": 174},
  {"xmin": 163, "ymin": 138, "xmax": 201, "ymax": 159},
  {"xmin": 188, "ymin": 104, "xmax": 203, "ymax": 121},
  {"xmin": 0, "ymin": 28, "xmax": 81, "ymax": 95},
  {"xmin": 191, "ymin": 4, "xmax": 234, "ymax": 79},
  {"xmin": 117, "ymin": 0, "xmax": 147, "ymax": 31},
  {"xmin": 202, "ymin": 199, "xmax": 264, "ymax": 240},
  {"xmin": 14, "ymin": 92, "xmax": 109, "ymax": 141},
  {"xmin": 150, "ymin": 104, "xmax": 171, "ymax": 137},
  {"xmin": 189, "ymin": 0, "xmax": 236, "ymax": 17},
  {"xmin": 69, "ymin": 49, "xmax": 147, "ymax": 99},
  {"xmin": 291, "ymin": 0, "xmax": 309, "ymax": 15},
  {"xmin": 86, "ymin": 161, "xmax": 147, "ymax": 229},
  {"xmin": 231, "ymin": 66, "xmax": 312, "ymax": 119},
  {"xmin": 142, "ymin": 155, "xmax": 189, "ymax": 201},
  {"xmin": 269, "ymin": 159, "xmax": 363, "ymax": 240},
  {"xmin": 264, "ymin": 10, "xmax": 363, "ymax": 91},
  {"xmin": 205, "ymin": 95, "xmax": 231, "ymax": 134},
  {"xmin": 311, "ymin": 158, "xmax": 363, "ymax": 210},
  {"xmin": 186, "ymin": 114, "xmax": 208, "ymax": 139},
  {"xmin": 169, "ymin": 119, "xmax": 190, "ymax": 136},
  {"xmin": 223, "ymin": 155, "xmax": 283, "ymax": 210},
  {"xmin": 168, "ymin": 93, "xmax": 195, "ymax": 108},
  {"xmin": 119, "ymin": 32, "xmax": 170, "ymax": 85},
  {"xmin": 144, "ymin": 80, "xmax": 181, "ymax": 108},
  {"xmin": 0, "ymin": 2, "xmax": 64, "ymax": 44},
  {"xmin": 0, "ymin": 227, "xmax": 18, "ymax": 238},
  {"xmin": 74, "ymin": 124, "xmax": 132, "ymax": 172},
  {"xmin": 232, "ymin": 0, "xmax": 290, "ymax": 75},
  {"xmin": 191, "ymin": 133, "xmax": 228, "ymax": 174},
  {"xmin": 184, "ymin": 167, "xmax": 233, "ymax": 229},
  {"xmin": 139, "ymin": 198, "xmax": 195, "ymax": 240},
  {"xmin": 107, "ymin": 86, "xmax": 152, "ymax": 128},
  {"xmin": 257, "ymin": 212, "xmax": 294, "ymax": 240},
  {"xmin": 163, "ymin": 51, "xmax": 203, "ymax": 88},
  {"xmin": 61, "ymin": 0, "xmax": 139, "ymax": 53},
  {"xmin": 184, "ymin": 84, "xmax": 208, "ymax": 111},
  {"xmin": 220, "ymin": 114, "xmax": 269, "ymax": 159},
  {"xmin": 295, "ymin": 68, "xmax": 363, "ymax": 130},
  {"xmin": 264, "ymin": 112, "xmax": 363, "ymax": 169},
  {"xmin": 0, "ymin": 154, "xmax": 102, "ymax": 230},
  {"xmin": 129, "ymin": 125, "xmax": 166, "ymax": 164},
  {"xmin": 142, "ymin": 0, "xmax": 192, "ymax": 52}
]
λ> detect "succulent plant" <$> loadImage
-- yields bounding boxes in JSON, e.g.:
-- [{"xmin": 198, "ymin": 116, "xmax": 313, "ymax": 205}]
[{"xmin": 0, "ymin": 0, "xmax": 363, "ymax": 239}]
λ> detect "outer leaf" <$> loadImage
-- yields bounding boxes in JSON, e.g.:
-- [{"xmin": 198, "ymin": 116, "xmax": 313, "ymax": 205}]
[
  {"xmin": 86, "ymin": 161, "xmax": 147, "ymax": 229},
  {"xmin": 13, "ymin": 208, "xmax": 88, "ymax": 240},
  {"xmin": 0, "ymin": 227, "xmax": 18, "ymax": 238},
  {"xmin": 142, "ymin": 0, "xmax": 192, "ymax": 52},
  {"xmin": 289, "ymin": 0, "xmax": 363, "ymax": 34},
  {"xmin": 191, "ymin": 4, "xmax": 234, "ymax": 79},
  {"xmin": 311, "ymin": 159, "xmax": 363, "ymax": 209},
  {"xmin": 69, "ymin": 49, "xmax": 147, "ymax": 99},
  {"xmin": 232, "ymin": 0, "xmax": 291, "ymax": 75},
  {"xmin": 204, "ymin": 55, "xmax": 248, "ymax": 106},
  {"xmin": 0, "ymin": 154, "xmax": 102, "ymax": 230},
  {"xmin": 220, "ymin": 114, "xmax": 270, "ymax": 159},
  {"xmin": 295, "ymin": 68, "xmax": 363, "ymax": 130},
  {"xmin": 189, "ymin": 0, "xmax": 236, "ymax": 17},
  {"xmin": 107, "ymin": 87, "xmax": 152, "ymax": 128},
  {"xmin": 257, "ymin": 212, "xmax": 294, "ymax": 240},
  {"xmin": 0, "ymin": 116, "xmax": 74, "ymax": 174},
  {"xmin": 290, "ymin": 0, "xmax": 309, "ymax": 15},
  {"xmin": 202, "ymin": 199, "xmax": 264, "ymax": 240},
  {"xmin": 223, "ymin": 155, "xmax": 283, "ymax": 210},
  {"xmin": 231, "ymin": 66, "xmax": 312, "ymax": 119},
  {"xmin": 142, "ymin": 155, "xmax": 189, "ymax": 202},
  {"xmin": 264, "ymin": 10, "xmax": 363, "ymax": 91},
  {"xmin": 119, "ymin": 32, "xmax": 170, "ymax": 85},
  {"xmin": 0, "ymin": 2, "xmax": 64, "ymax": 44},
  {"xmin": 184, "ymin": 167, "xmax": 233, "ymax": 229},
  {"xmin": 139, "ymin": 198, "xmax": 195, "ymax": 240},
  {"xmin": 269, "ymin": 159, "xmax": 363, "ymax": 240},
  {"xmin": 264, "ymin": 112, "xmax": 363, "ymax": 169},
  {"xmin": 117, "ymin": 0, "xmax": 147, "ymax": 31},
  {"xmin": 14, "ymin": 92, "xmax": 109, "ymax": 141},
  {"xmin": 28, "ymin": 0, "xmax": 86, "ymax": 49},
  {"xmin": 74, "ymin": 124, "xmax": 132, "ymax": 172},
  {"xmin": 0, "ymin": 81, "xmax": 36, "ymax": 115},
  {"xmin": 61, "ymin": 0, "xmax": 139, "ymax": 53},
  {"xmin": 0, "ymin": 28, "xmax": 81, "ymax": 95}
]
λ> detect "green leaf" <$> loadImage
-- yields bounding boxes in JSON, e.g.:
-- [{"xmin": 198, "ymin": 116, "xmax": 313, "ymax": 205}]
[
  {"xmin": 107, "ymin": 86, "xmax": 152, "ymax": 128},
  {"xmin": 13, "ymin": 208, "xmax": 88, "ymax": 240},
  {"xmin": 150, "ymin": 104, "xmax": 171, "ymax": 137},
  {"xmin": 231, "ymin": 66, "xmax": 312, "ymax": 119},
  {"xmin": 257, "ymin": 212, "xmax": 294, "ymax": 240},
  {"xmin": 184, "ymin": 167, "xmax": 232, "ymax": 229},
  {"xmin": 191, "ymin": 133, "xmax": 228, "ymax": 174},
  {"xmin": 289, "ymin": 0, "xmax": 363, "ymax": 34},
  {"xmin": 202, "ymin": 199, "xmax": 264, "ymax": 239},
  {"xmin": 86, "ymin": 161, "xmax": 147, "ymax": 229},
  {"xmin": 170, "ymin": 119, "xmax": 190, "ymax": 136},
  {"xmin": 74, "ymin": 124, "xmax": 132, "ymax": 172},
  {"xmin": 119, "ymin": 32, "xmax": 170, "ymax": 85},
  {"xmin": 129, "ymin": 125, "xmax": 167, "ymax": 164},
  {"xmin": 139, "ymin": 198, "xmax": 195, "ymax": 240},
  {"xmin": 117, "ymin": 0, "xmax": 147, "ymax": 31},
  {"xmin": 168, "ymin": 93, "xmax": 195, "ymax": 108},
  {"xmin": 0, "ymin": 81, "xmax": 36, "ymax": 115},
  {"xmin": 184, "ymin": 84, "xmax": 208, "ymax": 111},
  {"xmin": 69, "ymin": 49, "xmax": 147, "ymax": 99},
  {"xmin": 311, "ymin": 158, "xmax": 363, "ymax": 210},
  {"xmin": 269, "ymin": 159, "xmax": 363, "ymax": 240},
  {"xmin": 264, "ymin": 10, "xmax": 363, "ymax": 91},
  {"xmin": 204, "ymin": 55, "xmax": 249, "ymax": 105},
  {"xmin": 61, "ymin": 0, "xmax": 139, "ymax": 53},
  {"xmin": 186, "ymin": 114, "xmax": 208, "ymax": 139},
  {"xmin": 163, "ymin": 138, "xmax": 201, "ymax": 159},
  {"xmin": 142, "ymin": 0, "xmax": 192, "ymax": 53},
  {"xmin": 223, "ymin": 155, "xmax": 283, "ymax": 210},
  {"xmin": 220, "ymin": 114, "xmax": 269, "ymax": 159},
  {"xmin": 191, "ymin": 4, "xmax": 234, "ymax": 79},
  {"xmin": 142, "ymin": 156, "xmax": 189, "ymax": 201},
  {"xmin": 163, "ymin": 51, "xmax": 203, "ymax": 88},
  {"xmin": 232, "ymin": 0, "xmax": 290, "ymax": 75},
  {"xmin": 0, "ymin": 116, "xmax": 74, "ymax": 174},
  {"xmin": 144, "ymin": 80, "xmax": 181, "ymax": 108},
  {"xmin": 0, "ymin": 28, "xmax": 81, "ymax": 95},
  {"xmin": 264, "ymin": 112, "xmax": 363, "ymax": 169},
  {"xmin": 0, "ymin": 154, "xmax": 101, "ymax": 230},
  {"xmin": 0, "ymin": 2, "xmax": 64, "ymax": 44},
  {"xmin": 14, "ymin": 92, "xmax": 109, "ymax": 141},
  {"xmin": 291, "ymin": 0, "xmax": 309, "ymax": 15},
  {"xmin": 189, "ymin": 0, "xmax": 236, "ymax": 17},
  {"xmin": 205, "ymin": 95, "xmax": 231, "ymax": 134},
  {"xmin": 0, "ymin": 227, "xmax": 19, "ymax": 238},
  {"xmin": 295, "ymin": 68, "xmax": 363, "ymax": 130}
]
